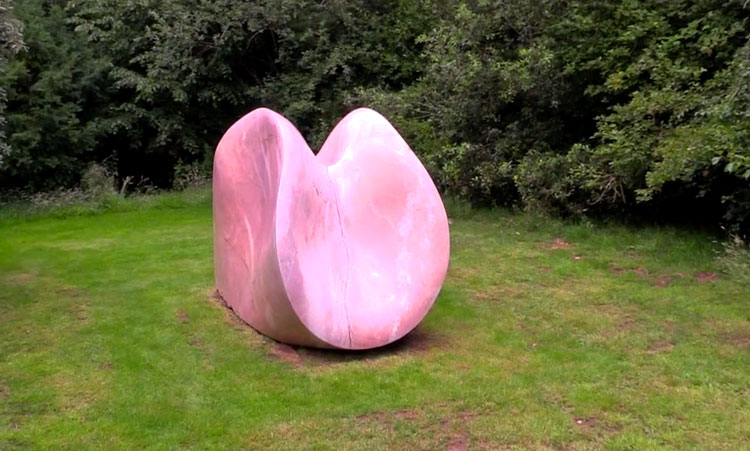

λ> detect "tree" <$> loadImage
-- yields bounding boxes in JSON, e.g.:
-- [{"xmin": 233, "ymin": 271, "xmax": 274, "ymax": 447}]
[
  {"xmin": 0, "ymin": 0, "xmax": 24, "ymax": 167},
  {"xmin": 0, "ymin": 0, "xmax": 110, "ymax": 190},
  {"xmin": 68, "ymin": 0, "xmax": 439, "ymax": 184}
]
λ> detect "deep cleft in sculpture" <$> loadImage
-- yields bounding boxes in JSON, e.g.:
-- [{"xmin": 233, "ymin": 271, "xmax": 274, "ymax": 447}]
[{"xmin": 213, "ymin": 107, "xmax": 450, "ymax": 350}]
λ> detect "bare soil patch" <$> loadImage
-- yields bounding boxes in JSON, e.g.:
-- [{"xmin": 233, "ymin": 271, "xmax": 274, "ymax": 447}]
[
  {"xmin": 721, "ymin": 332, "xmax": 750, "ymax": 348},
  {"xmin": 70, "ymin": 303, "xmax": 88, "ymax": 324},
  {"xmin": 7, "ymin": 273, "xmax": 33, "ymax": 285},
  {"xmin": 574, "ymin": 417, "xmax": 599, "ymax": 428},
  {"xmin": 447, "ymin": 433, "xmax": 469, "ymax": 451},
  {"xmin": 550, "ymin": 238, "xmax": 571, "ymax": 249},
  {"xmin": 188, "ymin": 338, "xmax": 204, "ymax": 349},
  {"xmin": 300, "ymin": 328, "xmax": 448, "ymax": 367},
  {"xmin": 633, "ymin": 267, "xmax": 649, "ymax": 277},
  {"xmin": 647, "ymin": 340, "xmax": 675, "ymax": 354},
  {"xmin": 609, "ymin": 266, "xmax": 626, "ymax": 275},
  {"xmin": 270, "ymin": 343, "xmax": 302, "ymax": 367},
  {"xmin": 661, "ymin": 320, "xmax": 676, "ymax": 332},
  {"xmin": 695, "ymin": 272, "xmax": 718, "ymax": 283},
  {"xmin": 617, "ymin": 317, "xmax": 635, "ymax": 331},
  {"xmin": 609, "ymin": 266, "xmax": 681, "ymax": 288}
]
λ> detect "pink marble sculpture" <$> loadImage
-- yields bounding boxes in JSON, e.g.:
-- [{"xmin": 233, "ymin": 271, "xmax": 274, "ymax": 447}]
[{"xmin": 213, "ymin": 107, "xmax": 450, "ymax": 350}]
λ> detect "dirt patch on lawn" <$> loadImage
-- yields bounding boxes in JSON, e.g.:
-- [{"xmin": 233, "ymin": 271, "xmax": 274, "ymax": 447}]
[
  {"xmin": 574, "ymin": 417, "xmax": 600, "ymax": 428},
  {"xmin": 299, "ymin": 328, "xmax": 449, "ymax": 368},
  {"xmin": 69, "ymin": 303, "xmax": 89, "ymax": 324},
  {"xmin": 6, "ymin": 273, "xmax": 33, "ymax": 286},
  {"xmin": 447, "ymin": 433, "xmax": 470, "ymax": 451},
  {"xmin": 176, "ymin": 310, "xmax": 189, "ymax": 324},
  {"xmin": 444, "ymin": 410, "xmax": 483, "ymax": 451},
  {"xmin": 573, "ymin": 416, "xmax": 623, "ymax": 436},
  {"xmin": 647, "ymin": 339, "xmax": 675, "ymax": 354},
  {"xmin": 270, "ymin": 343, "xmax": 303, "ymax": 368},
  {"xmin": 538, "ymin": 237, "xmax": 574, "ymax": 252},
  {"xmin": 187, "ymin": 338, "xmax": 205, "ymax": 350},
  {"xmin": 609, "ymin": 266, "xmax": 626, "ymax": 275},
  {"xmin": 617, "ymin": 317, "xmax": 635, "ymax": 331},
  {"xmin": 721, "ymin": 332, "xmax": 750, "ymax": 348},
  {"xmin": 695, "ymin": 272, "xmax": 718, "ymax": 283},
  {"xmin": 550, "ymin": 238, "xmax": 571, "ymax": 249},
  {"xmin": 608, "ymin": 265, "xmax": 689, "ymax": 288},
  {"xmin": 633, "ymin": 267, "xmax": 649, "ymax": 277}
]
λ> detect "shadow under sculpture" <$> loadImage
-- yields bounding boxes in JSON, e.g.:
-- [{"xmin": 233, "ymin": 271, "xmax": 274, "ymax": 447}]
[{"xmin": 213, "ymin": 107, "xmax": 450, "ymax": 350}]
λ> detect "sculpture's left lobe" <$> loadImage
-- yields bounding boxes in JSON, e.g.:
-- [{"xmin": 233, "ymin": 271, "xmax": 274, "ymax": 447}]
[{"xmin": 213, "ymin": 109, "xmax": 328, "ymax": 347}]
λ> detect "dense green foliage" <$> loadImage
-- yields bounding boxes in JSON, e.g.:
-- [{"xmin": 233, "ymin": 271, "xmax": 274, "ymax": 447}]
[
  {"xmin": 0, "ymin": 0, "xmax": 24, "ymax": 167},
  {"xmin": 1, "ymin": 0, "xmax": 748, "ymax": 234},
  {"xmin": 369, "ymin": 0, "xmax": 750, "ymax": 234},
  {"xmin": 1, "ymin": 0, "xmax": 110, "ymax": 190}
]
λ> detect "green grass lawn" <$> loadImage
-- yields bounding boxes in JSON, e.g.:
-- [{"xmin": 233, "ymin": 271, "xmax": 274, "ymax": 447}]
[{"xmin": 1, "ymin": 189, "xmax": 748, "ymax": 450}]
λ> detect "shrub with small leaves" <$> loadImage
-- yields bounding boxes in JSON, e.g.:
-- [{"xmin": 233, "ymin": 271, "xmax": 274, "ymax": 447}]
[{"xmin": 81, "ymin": 163, "xmax": 115, "ymax": 198}]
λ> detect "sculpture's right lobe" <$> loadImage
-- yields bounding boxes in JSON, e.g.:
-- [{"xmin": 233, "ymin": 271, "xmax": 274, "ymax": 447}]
[{"xmin": 213, "ymin": 107, "xmax": 450, "ymax": 350}]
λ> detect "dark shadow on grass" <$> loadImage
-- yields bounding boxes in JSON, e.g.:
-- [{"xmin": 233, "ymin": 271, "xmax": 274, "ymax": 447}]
[
  {"xmin": 293, "ymin": 327, "xmax": 445, "ymax": 367},
  {"xmin": 210, "ymin": 289, "xmax": 445, "ymax": 367}
]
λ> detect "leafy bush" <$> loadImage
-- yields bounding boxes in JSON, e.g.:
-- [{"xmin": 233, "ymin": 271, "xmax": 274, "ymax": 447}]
[
  {"xmin": 1, "ymin": 0, "xmax": 749, "ymax": 236},
  {"xmin": 0, "ymin": 0, "xmax": 24, "ymax": 166},
  {"xmin": 173, "ymin": 160, "xmax": 210, "ymax": 191},
  {"xmin": 81, "ymin": 163, "xmax": 115, "ymax": 198},
  {"xmin": 380, "ymin": 0, "xmax": 750, "ymax": 234},
  {"xmin": 718, "ymin": 235, "xmax": 750, "ymax": 285},
  {"xmin": 0, "ymin": 0, "xmax": 110, "ymax": 191}
]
